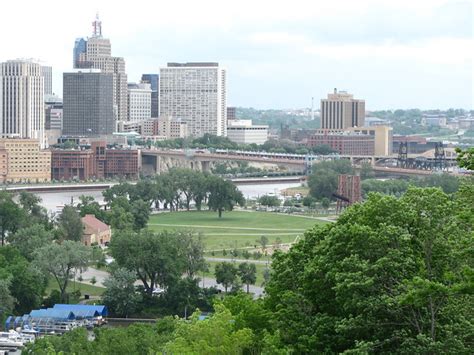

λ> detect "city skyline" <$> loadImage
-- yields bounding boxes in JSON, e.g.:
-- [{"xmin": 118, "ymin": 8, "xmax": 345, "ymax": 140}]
[{"xmin": 0, "ymin": 0, "xmax": 472, "ymax": 110}]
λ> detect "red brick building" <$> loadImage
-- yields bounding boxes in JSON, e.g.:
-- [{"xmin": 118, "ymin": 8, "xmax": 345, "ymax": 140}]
[
  {"xmin": 307, "ymin": 131, "xmax": 374, "ymax": 156},
  {"xmin": 51, "ymin": 141, "xmax": 140, "ymax": 180}
]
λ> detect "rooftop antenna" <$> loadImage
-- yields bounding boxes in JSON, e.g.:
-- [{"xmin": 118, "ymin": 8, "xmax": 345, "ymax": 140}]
[
  {"xmin": 311, "ymin": 97, "xmax": 315, "ymax": 120},
  {"xmin": 92, "ymin": 12, "xmax": 102, "ymax": 37}
]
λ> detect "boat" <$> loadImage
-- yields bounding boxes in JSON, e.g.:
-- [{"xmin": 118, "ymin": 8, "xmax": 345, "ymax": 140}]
[{"xmin": 0, "ymin": 331, "xmax": 26, "ymax": 349}]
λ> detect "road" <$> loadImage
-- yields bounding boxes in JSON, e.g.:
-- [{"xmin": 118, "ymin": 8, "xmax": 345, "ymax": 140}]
[{"xmin": 80, "ymin": 267, "xmax": 265, "ymax": 298}]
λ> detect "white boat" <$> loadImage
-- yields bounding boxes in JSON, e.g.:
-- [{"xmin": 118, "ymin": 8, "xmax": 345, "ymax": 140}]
[{"xmin": 0, "ymin": 331, "xmax": 25, "ymax": 348}]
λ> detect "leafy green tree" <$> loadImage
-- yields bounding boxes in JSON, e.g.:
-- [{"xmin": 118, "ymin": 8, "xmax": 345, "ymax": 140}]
[
  {"xmin": 164, "ymin": 304, "xmax": 253, "ymax": 354},
  {"xmin": 0, "ymin": 246, "xmax": 46, "ymax": 314},
  {"xmin": 18, "ymin": 191, "xmax": 50, "ymax": 227},
  {"xmin": 131, "ymin": 199, "xmax": 150, "ymax": 231},
  {"xmin": 238, "ymin": 262, "xmax": 257, "ymax": 293},
  {"xmin": 57, "ymin": 205, "xmax": 83, "ymax": 241},
  {"xmin": 207, "ymin": 176, "xmax": 245, "ymax": 217},
  {"xmin": 108, "ymin": 204, "xmax": 134, "ymax": 231},
  {"xmin": 33, "ymin": 241, "xmax": 90, "ymax": 302},
  {"xmin": 308, "ymin": 159, "xmax": 354, "ymax": 200},
  {"xmin": 176, "ymin": 231, "xmax": 207, "ymax": 279},
  {"xmin": 265, "ymin": 188, "xmax": 473, "ymax": 353},
  {"xmin": 320, "ymin": 197, "xmax": 331, "ymax": 209},
  {"xmin": 7, "ymin": 224, "xmax": 54, "ymax": 261},
  {"xmin": 77, "ymin": 195, "xmax": 105, "ymax": 220},
  {"xmin": 456, "ymin": 147, "xmax": 474, "ymax": 170},
  {"xmin": 258, "ymin": 195, "xmax": 281, "ymax": 207},
  {"xmin": 302, "ymin": 195, "xmax": 315, "ymax": 207},
  {"xmin": 311, "ymin": 144, "xmax": 336, "ymax": 155},
  {"xmin": 257, "ymin": 235, "xmax": 269, "ymax": 251},
  {"xmin": 0, "ymin": 191, "xmax": 24, "ymax": 246},
  {"xmin": 215, "ymin": 262, "xmax": 238, "ymax": 293},
  {"xmin": 110, "ymin": 230, "xmax": 182, "ymax": 295},
  {"xmin": 359, "ymin": 162, "xmax": 375, "ymax": 180},
  {"xmin": 103, "ymin": 268, "xmax": 142, "ymax": 318},
  {"xmin": 0, "ymin": 277, "xmax": 14, "ymax": 324}
]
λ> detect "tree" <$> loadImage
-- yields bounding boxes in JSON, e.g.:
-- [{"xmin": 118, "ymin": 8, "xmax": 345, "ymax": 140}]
[
  {"xmin": 238, "ymin": 263, "xmax": 257, "ymax": 293},
  {"xmin": 311, "ymin": 144, "xmax": 336, "ymax": 155},
  {"xmin": 77, "ymin": 195, "xmax": 105, "ymax": 220},
  {"xmin": 215, "ymin": 262, "xmax": 238, "ymax": 293},
  {"xmin": 265, "ymin": 188, "xmax": 473, "ymax": 353},
  {"xmin": 164, "ymin": 304, "xmax": 253, "ymax": 354},
  {"xmin": 176, "ymin": 231, "xmax": 207, "ymax": 279},
  {"xmin": 456, "ymin": 147, "xmax": 474, "ymax": 170},
  {"xmin": 102, "ymin": 268, "xmax": 142, "ymax": 318},
  {"xmin": 0, "ymin": 277, "xmax": 15, "ymax": 324},
  {"xmin": 131, "ymin": 199, "xmax": 150, "ymax": 231},
  {"xmin": 207, "ymin": 176, "xmax": 245, "ymax": 217},
  {"xmin": 320, "ymin": 197, "xmax": 331, "ymax": 209},
  {"xmin": 0, "ymin": 191, "xmax": 24, "ymax": 246},
  {"xmin": 7, "ymin": 224, "xmax": 54, "ymax": 261},
  {"xmin": 258, "ymin": 195, "xmax": 281, "ymax": 207},
  {"xmin": 359, "ymin": 162, "xmax": 375, "ymax": 180},
  {"xmin": 0, "ymin": 247, "xmax": 46, "ymax": 314},
  {"xmin": 257, "ymin": 235, "xmax": 269, "ymax": 252},
  {"xmin": 57, "ymin": 205, "xmax": 83, "ymax": 241},
  {"xmin": 302, "ymin": 195, "xmax": 315, "ymax": 207},
  {"xmin": 33, "ymin": 241, "xmax": 90, "ymax": 302},
  {"xmin": 308, "ymin": 159, "xmax": 354, "ymax": 200},
  {"xmin": 18, "ymin": 191, "xmax": 50, "ymax": 227},
  {"xmin": 110, "ymin": 230, "xmax": 183, "ymax": 296}
]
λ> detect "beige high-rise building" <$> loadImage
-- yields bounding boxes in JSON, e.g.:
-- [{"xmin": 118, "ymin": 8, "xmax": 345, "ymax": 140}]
[
  {"xmin": 321, "ymin": 89, "xmax": 365, "ymax": 130},
  {"xmin": 159, "ymin": 62, "xmax": 226, "ymax": 137},
  {"xmin": 0, "ymin": 60, "xmax": 46, "ymax": 148},
  {"xmin": 73, "ymin": 15, "xmax": 128, "ymax": 130},
  {"xmin": 0, "ymin": 138, "xmax": 51, "ymax": 183}
]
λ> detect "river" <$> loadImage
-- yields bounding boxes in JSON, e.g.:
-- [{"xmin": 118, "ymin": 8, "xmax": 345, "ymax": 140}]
[{"xmin": 34, "ymin": 182, "xmax": 302, "ymax": 212}]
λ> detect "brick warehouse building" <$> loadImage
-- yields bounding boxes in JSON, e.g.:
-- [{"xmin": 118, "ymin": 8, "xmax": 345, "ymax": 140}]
[
  {"xmin": 307, "ymin": 130, "xmax": 375, "ymax": 156},
  {"xmin": 51, "ymin": 141, "xmax": 140, "ymax": 181}
]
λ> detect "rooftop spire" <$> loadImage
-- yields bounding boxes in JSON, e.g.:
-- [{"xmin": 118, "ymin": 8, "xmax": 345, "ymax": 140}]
[{"xmin": 92, "ymin": 13, "xmax": 102, "ymax": 38}]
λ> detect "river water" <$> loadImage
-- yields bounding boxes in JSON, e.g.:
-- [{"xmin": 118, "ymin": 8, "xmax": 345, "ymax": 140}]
[{"xmin": 35, "ymin": 182, "xmax": 302, "ymax": 212}]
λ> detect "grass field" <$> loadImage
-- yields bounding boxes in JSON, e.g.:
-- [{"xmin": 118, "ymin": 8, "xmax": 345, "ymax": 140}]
[
  {"xmin": 148, "ymin": 211, "xmax": 325, "ymax": 250},
  {"xmin": 45, "ymin": 278, "xmax": 105, "ymax": 298}
]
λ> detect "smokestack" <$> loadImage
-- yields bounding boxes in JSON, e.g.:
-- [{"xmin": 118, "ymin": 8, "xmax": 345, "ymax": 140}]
[{"xmin": 334, "ymin": 88, "xmax": 337, "ymax": 94}]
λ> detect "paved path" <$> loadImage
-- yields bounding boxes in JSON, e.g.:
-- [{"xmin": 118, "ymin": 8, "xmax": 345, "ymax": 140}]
[
  {"xmin": 148, "ymin": 223, "xmax": 305, "ymax": 231},
  {"xmin": 80, "ymin": 267, "xmax": 264, "ymax": 298},
  {"xmin": 205, "ymin": 257, "xmax": 271, "ymax": 265}
]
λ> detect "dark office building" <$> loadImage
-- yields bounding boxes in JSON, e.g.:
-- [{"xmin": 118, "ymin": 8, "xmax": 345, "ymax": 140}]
[
  {"xmin": 141, "ymin": 74, "xmax": 159, "ymax": 117},
  {"xmin": 227, "ymin": 107, "xmax": 236, "ymax": 120},
  {"xmin": 63, "ymin": 71, "xmax": 114, "ymax": 136}
]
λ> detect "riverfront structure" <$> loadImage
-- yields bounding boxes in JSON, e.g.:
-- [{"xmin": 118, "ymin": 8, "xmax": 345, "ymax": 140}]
[
  {"xmin": 159, "ymin": 62, "xmax": 226, "ymax": 137},
  {"xmin": 321, "ymin": 89, "xmax": 365, "ymax": 130},
  {"xmin": 63, "ymin": 70, "xmax": 115, "ymax": 136},
  {"xmin": 73, "ymin": 15, "xmax": 128, "ymax": 129},
  {"xmin": 0, "ymin": 138, "xmax": 51, "ymax": 183},
  {"xmin": 51, "ymin": 141, "xmax": 140, "ymax": 181},
  {"xmin": 0, "ymin": 60, "xmax": 46, "ymax": 148}
]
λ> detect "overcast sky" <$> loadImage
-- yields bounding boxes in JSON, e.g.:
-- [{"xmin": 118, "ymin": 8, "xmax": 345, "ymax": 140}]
[{"xmin": 0, "ymin": 0, "xmax": 472, "ymax": 110}]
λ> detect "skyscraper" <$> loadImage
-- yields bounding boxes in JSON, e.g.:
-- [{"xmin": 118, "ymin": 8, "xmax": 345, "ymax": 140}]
[
  {"xmin": 41, "ymin": 65, "xmax": 53, "ymax": 96},
  {"xmin": 63, "ymin": 70, "xmax": 114, "ymax": 136},
  {"xmin": 320, "ymin": 89, "xmax": 365, "ymax": 130},
  {"xmin": 0, "ymin": 60, "xmax": 46, "ymax": 148},
  {"xmin": 127, "ymin": 82, "xmax": 152, "ymax": 122},
  {"xmin": 141, "ymin": 74, "xmax": 159, "ymax": 117},
  {"xmin": 73, "ymin": 14, "xmax": 128, "ymax": 129},
  {"xmin": 159, "ymin": 62, "xmax": 226, "ymax": 137}
]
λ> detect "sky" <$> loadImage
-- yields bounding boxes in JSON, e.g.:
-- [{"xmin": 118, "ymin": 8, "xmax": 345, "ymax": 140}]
[{"xmin": 0, "ymin": 0, "xmax": 472, "ymax": 110}]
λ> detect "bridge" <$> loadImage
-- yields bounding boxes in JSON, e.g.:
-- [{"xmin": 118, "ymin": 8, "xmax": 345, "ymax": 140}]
[{"xmin": 140, "ymin": 148, "xmax": 458, "ymax": 176}]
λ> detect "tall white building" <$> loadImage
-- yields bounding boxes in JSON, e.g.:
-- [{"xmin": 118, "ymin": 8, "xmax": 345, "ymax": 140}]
[
  {"xmin": 127, "ymin": 82, "xmax": 152, "ymax": 122},
  {"xmin": 0, "ymin": 60, "xmax": 46, "ymax": 148},
  {"xmin": 41, "ymin": 65, "xmax": 53, "ymax": 96},
  {"xmin": 159, "ymin": 62, "xmax": 226, "ymax": 137}
]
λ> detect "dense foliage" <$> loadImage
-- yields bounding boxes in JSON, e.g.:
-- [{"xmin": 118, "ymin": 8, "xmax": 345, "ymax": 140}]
[{"xmin": 265, "ymin": 186, "xmax": 473, "ymax": 353}]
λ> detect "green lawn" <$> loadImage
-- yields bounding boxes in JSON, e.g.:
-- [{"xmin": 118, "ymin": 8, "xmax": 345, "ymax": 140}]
[
  {"xmin": 148, "ymin": 211, "xmax": 325, "ymax": 250},
  {"xmin": 45, "ymin": 278, "xmax": 105, "ymax": 298}
]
